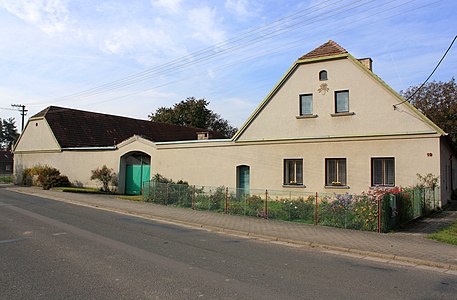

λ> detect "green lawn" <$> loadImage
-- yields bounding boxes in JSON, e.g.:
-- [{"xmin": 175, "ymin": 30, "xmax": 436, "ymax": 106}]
[
  {"xmin": 52, "ymin": 187, "xmax": 106, "ymax": 194},
  {"xmin": 428, "ymin": 220, "xmax": 457, "ymax": 245},
  {"xmin": 117, "ymin": 195, "xmax": 144, "ymax": 201}
]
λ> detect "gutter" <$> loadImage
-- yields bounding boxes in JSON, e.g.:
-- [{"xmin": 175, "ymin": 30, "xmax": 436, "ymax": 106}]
[
  {"xmin": 155, "ymin": 139, "xmax": 231, "ymax": 145},
  {"xmin": 61, "ymin": 146, "xmax": 117, "ymax": 151}
]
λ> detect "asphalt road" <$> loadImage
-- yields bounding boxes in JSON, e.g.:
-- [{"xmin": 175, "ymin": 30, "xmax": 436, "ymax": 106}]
[{"xmin": 1, "ymin": 188, "xmax": 456, "ymax": 299}]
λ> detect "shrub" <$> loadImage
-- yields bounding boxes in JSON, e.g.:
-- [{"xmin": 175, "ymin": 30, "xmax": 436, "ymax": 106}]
[
  {"xmin": 90, "ymin": 165, "xmax": 116, "ymax": 192},
  {"xmin": 21, "ymin": 165, "xmax": 71, "ymax": 190}
]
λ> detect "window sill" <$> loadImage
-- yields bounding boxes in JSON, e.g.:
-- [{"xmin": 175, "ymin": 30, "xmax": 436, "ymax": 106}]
[
  {"xmin": 369, "ymin": 185, "xmax": 395, "ymax": 189},
  {"xmin": 324, "ymin": 185, "xmax": 350, "ymax": 189},
  {"xmin": 296, "ymin": 114, "xmax": 318, "ymax": 119},
  {"xmin": 330, "ymin": 112, "xmax": 355, "ymax": 117},
  {"xmin": 283, "ymin": 184, "xmax": 306, "ymax": 188}
]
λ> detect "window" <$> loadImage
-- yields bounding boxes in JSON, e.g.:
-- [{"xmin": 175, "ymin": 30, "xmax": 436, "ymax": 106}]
[
  {"xmin": 372, "ymin": 158, "xmax": 395, "ymax": 186},
  {"xmin": 335, "ymin": 90, "xmax": 349, "ymax": 113},
  {"xmin": 326, "ymin": 158, "xmax": 347, "ymax": 186},
  {"xmin": 319, "ymin": 70, "xmax": 328, "ymax": 81},
  {"xmin": 299, "ymin": 94, "xmax": 313, "ymax": 115},
  {"xmin": 284, "ymin": 159, "xmax": 303, "ymax": 185}
]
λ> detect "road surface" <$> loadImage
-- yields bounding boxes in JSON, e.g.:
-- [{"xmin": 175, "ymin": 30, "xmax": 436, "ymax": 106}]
[{"xmin": 1, "ymin": 188, "xmax": 456, "ymax": 299}]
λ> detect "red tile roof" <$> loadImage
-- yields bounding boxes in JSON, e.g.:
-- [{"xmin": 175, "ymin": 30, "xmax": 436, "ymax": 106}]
[
  {"xmin": 298, "ymin": 40, "xmax": 348, "ymax": 60},
  {"xmin": 32, "ymin": 106, "xmax": 226, "ymax": 148}
]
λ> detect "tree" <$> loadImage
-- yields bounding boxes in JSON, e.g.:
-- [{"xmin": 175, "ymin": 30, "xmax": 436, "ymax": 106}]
[
  {"xmin": 401, "ymin": 78, "xmax": 457, "ymax": 144},
  {"xmin": 148, "ymin": 97, "xmax": 238, "ymax": 138},
  {"xmin": 0, "ymin": 118, "xmax": 19, "ymax": 149},
  {"xmin": 91, "ymin": 165, "xmax": 117, "ymax": 192}
]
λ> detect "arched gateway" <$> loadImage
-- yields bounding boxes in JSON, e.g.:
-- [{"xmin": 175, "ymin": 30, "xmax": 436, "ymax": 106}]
[{"xmin": 121, "ymin": 151, "xmax": 151, "ymax": 195}]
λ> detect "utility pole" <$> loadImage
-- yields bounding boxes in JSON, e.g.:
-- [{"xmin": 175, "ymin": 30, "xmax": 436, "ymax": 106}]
[{"xmin": 11, "ymin": 104, "xmax": 28, "ymax": 131}]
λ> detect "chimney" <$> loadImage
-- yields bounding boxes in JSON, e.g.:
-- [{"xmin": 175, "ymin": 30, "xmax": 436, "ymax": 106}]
[
  {"xmin": 197, "ymin": 132, "xmax": 210, "ymax": 140},
  {"xmin": 358, "ymin": 58, "xmax": 372, "ymax": 71}
]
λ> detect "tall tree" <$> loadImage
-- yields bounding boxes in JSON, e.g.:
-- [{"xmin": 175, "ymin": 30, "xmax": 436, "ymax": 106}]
[
  {"xmin": 148, "ymin": 97, "xmax": 238, "ymax": 137},
  {"xmin": 0, "ymin": 118, "xmax": 20, "ymax": 150},
  {"xmin": 401, "ymin": 78, "xmax": 457, "ymax": 144}
]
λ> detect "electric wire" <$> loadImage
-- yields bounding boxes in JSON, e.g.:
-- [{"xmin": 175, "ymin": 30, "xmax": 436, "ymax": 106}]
[
  {"xmin": 393, "ymin": 34, "xmax": 456, "ymax": 108},
  {"xmin": 80, "ymin": 0, "xmax": 425, "ymax": 106},
  {"xmin": 26, "ymin": 0, "xmax": 378, "ymax": 105}
]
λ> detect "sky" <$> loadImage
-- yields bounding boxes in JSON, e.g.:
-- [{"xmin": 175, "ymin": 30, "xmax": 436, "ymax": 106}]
[{"xmin": 0, "ymin": 0, "xmax": 456, "ymax": 131}]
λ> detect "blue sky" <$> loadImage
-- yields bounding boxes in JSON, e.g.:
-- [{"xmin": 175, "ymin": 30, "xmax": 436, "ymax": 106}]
[{"xmin": 0, "ymin": 0, "xmax": 456, "ymax": 130}]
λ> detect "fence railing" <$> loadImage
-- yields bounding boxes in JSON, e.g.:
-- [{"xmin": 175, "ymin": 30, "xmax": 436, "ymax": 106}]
[{"xmin": 143, "ymin": 181, "xmax": 440, "ymax": 233}]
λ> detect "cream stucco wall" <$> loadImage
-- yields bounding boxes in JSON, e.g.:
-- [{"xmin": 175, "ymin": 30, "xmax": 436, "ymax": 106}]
[
  {"xmin": 237, "ymin": 58, "xmax": 435, "ymax": 141},
  {"xmin": 152, "ymin": 135, "xmax": 441, "ymax": 196},
  {"xmin": 14, "ymin": 118, "xmax": 60, "ymax": 152}
]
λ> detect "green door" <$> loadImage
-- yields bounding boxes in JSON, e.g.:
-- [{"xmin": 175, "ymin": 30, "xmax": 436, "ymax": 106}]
[
  {"xmin": 237, "ymin": 165, "xmax": 250, "ymax": 196},
  {"xmin": 125, "ymin": 164, "xmax": 150, "ymax": 195}
]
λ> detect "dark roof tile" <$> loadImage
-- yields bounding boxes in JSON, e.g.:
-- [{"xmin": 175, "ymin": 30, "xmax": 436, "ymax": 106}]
[{"xmin": 32, "ymin": 106, "xmax": 226, "ymax": 148}]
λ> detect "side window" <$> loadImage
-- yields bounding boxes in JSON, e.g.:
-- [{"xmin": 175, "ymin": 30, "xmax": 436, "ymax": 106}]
[
  {"xmin": 299, "ymin": 94, "xmax": 313, "ymax": 115},
  {"xmin": 335, "ymin": 90, "xmax": 349, "ymax": 113},
  {"xmin": 319, "ymin": 70, "xmax": 328, "ymax": 81},
  {"xmin": 284, "ymin": 159, "xmax": 303, "ymax": 185},
  {"xmin": 371, "ymin": 158, "xmax": 395, "ymax": 186},
  {"xmin": 325, "ymin": 158, "xmax": 347, "ymax": 186}
]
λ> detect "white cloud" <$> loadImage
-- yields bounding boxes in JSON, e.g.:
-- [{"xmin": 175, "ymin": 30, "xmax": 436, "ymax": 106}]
[
  {"xmin": 0, "ymin": 0, "xmax": 72, "ymax": 35},
  {"xmin": 225, "ymin": 0, "xmax": 257, "ymax": 17},
  {"xmin": 188, "ymin": 6, "xmax": 226, "ymax": 45},
  {"xmin": 150, "ymin": 0, "xmax": 183, "ymax": 12}
]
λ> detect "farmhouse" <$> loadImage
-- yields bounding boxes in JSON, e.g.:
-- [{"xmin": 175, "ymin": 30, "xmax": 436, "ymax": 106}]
[{"xmin": 13, "ymin": 40, "xmax": 457, "ymax": 205}]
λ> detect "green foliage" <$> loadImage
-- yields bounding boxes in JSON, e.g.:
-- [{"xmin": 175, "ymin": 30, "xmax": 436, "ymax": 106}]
[
  {"xmin": 148, "ymin": 97, "xmax": 238, "ymax": 138},
  {"xmin": 0, "ymin": 118, "xmax": 19, "ymax": 149},
  {"xmin": 0, "ymin": 175, "xmax": 13, "ymax": 183},
  {"xmin": 401, "ymin": 78, "xmax": 457, "ymax": 145},
  {"xmin": 90, "ymin": 165, "xmax": 117, "ymax": 192},
  {"xmin": 21, "ymin": 165, "xmax": 71, "ymax": 190},
  {"xmin": 428, "ymin": 220, "xmax": 457, "ymax": 245}
]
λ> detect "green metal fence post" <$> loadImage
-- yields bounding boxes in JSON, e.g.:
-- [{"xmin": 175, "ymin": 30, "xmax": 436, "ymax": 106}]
[
  {"xmin": 225, "ymin": 187, "xmax": 228, "ymax": 214},
  {"xmin": 314, "ymin": 192, "xmax": 318, "ymax": 225},
  {"xmin": 264, "ymin": 189, "xmax": 268, "ymax": 219},
  {"xmin": 192, "ymin": 185, "xmax": 195, "ymax": 210},
  {"xmin": 377, "ymin": 196, "xmax": 381, "ymax": 233}
]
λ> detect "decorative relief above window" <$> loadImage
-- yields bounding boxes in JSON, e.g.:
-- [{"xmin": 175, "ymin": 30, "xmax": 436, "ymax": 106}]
[{"xmin": 318, "ymin": 83, "xmax": 329, "ymax": 95}]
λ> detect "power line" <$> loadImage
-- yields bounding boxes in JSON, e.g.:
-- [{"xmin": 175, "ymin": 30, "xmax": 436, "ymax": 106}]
[
  {"xmin": 78, "ymin": 0, "xmax": 423, "ymax": 106},
  {"xmin": 26, "ymin": 0, "xmax": 378, "ymax": 105},
  {"xmin": 393, "ymin": 35, "xmax": 457, "ymax": 108}
]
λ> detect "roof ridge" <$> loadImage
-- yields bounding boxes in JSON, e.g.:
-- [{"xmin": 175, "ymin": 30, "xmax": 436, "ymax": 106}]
[{"xmin": 298, "ymin": 40, "xmax": 348, "ymax": 60}]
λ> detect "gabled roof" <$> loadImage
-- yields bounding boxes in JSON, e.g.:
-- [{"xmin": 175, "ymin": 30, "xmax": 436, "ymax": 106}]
[
  {"xmin": 31, "ymin": 106, "xmax": 226, "ymax": 148},
  {"xmin": 231, "ymin": 40, "xmax": 445, "ymax": 141},
  {"xmin": 298, "ymin": 40, "xmax": 347, "ymax": 60}
]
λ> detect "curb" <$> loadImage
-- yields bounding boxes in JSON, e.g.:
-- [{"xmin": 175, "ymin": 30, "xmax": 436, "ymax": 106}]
[{"xmin": 6, "ymin": 187, "xmax": 457, "ymax": 274}]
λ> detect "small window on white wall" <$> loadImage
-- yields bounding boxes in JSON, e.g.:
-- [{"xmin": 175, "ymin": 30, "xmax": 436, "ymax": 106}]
[
  {"xmin": 319, "ymin": 70, "xmax": 328, "ymax": 81},
  {"xmin": 335, "ymin": 90, "xmax": 349, "ymax": 113},
  {"xmin": 299, "ymin": 94, "xmax": 313, "ymax": 115}
]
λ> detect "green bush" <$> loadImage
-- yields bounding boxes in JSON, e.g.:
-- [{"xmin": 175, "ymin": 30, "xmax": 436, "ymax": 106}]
[{"xmin": 21, "ymin": 165, "xmax": 71, "ymax": 190}]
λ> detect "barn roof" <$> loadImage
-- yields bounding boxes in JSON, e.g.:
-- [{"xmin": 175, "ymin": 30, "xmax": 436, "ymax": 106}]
[{"xmin": 32, "ymin": 106, "xmax": 226, "ymax": 148}]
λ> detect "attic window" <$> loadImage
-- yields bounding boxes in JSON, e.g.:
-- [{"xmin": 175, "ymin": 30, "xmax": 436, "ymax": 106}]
[
  {"xmin": 35, "ymin": 122, "xmax": 38, "ymax": 127},
  {"xmin": 319, "ymin": 70, "xmax": 328, "ymax": 81}
]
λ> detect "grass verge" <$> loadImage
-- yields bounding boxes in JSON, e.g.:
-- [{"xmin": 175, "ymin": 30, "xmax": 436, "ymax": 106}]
[
  {"xmin": 52, "ymin": 187, "xmax": 108, "ymax": 194},
  {"xmin": 117, "ymin": 195, "xmax": 144, "ymax": 201},
  {"xmin": 428, "ymin": 220, "xmax": 457, "ymax": 245}
]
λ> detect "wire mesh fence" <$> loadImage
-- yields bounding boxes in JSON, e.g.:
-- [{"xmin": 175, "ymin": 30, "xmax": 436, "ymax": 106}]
[{"xmin": 143, "ymin": 181, "xmax": 440, "ymax": 233}]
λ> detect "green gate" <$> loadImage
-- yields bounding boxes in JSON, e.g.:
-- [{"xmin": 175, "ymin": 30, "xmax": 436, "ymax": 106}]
[{"xmin": 125, "ymin": 164, "xmax": 150, "ymax": 195}]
